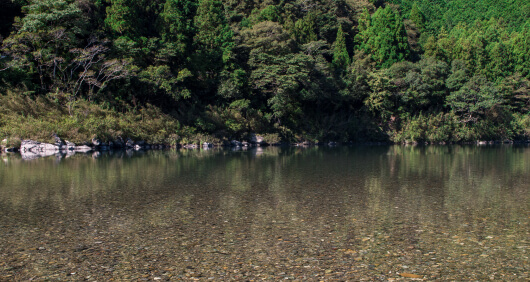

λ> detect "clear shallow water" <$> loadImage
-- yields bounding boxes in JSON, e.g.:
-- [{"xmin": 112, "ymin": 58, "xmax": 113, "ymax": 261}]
[{"xmin": 0, "ymin": 145, "xmax": 528, "ymax": 280}]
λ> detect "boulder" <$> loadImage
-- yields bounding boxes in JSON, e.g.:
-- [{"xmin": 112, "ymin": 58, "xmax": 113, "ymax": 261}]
[
  {"xmin": 65, "ymin": 140, "xmax": 76, "ymax": 150},
  {"xmin": 53, "ymin": 134, "xmax": 65, "ymax": 146},
  {"xmin": 92, "ymin": 138, "xmax": 101, "ymax": 146},
  {"xmin": 74, "ymin": 145, "xmax": 92, "ymax": 152},
  {"xmin": 21, "ymin": 140, "xmax": 61, "ymax": 153},
  {"xmin": 250, "ymin": 134, "xmax": 264, "ymax": 144},
  {"xmin": 231, "ymin": 140, "xmax": 242, "ymax": 147},
  {"xmin": 125, "ymin": 138, "xmax": 134, "ymax": 148}
]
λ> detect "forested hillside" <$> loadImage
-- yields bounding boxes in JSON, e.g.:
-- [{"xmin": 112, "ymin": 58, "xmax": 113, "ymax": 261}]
[{"xmin": 0, "ymin": 0, "xmax": 529, "ymax": 145}]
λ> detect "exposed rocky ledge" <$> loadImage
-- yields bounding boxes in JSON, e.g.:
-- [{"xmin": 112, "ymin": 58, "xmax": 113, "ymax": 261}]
[
  {"xmin": 3, "ymin": 134, "xmax": 529, "ymax": 160},
  {"xmin": 11, "ymin": 136, "xmax": 169, "ymax": 160}
]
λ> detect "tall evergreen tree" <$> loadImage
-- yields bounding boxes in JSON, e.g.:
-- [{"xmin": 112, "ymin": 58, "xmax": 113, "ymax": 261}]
[
  {"xmin": 409, "ymin": 2, "xmax": 425, "ymax": 31},
  {"xmin": 332, "ymin": 25, "xmax": 350, "ymax": 69},
  {"xmin": 193, "ymin": 0, "xmax": 233, "ymax": 67},
  {"xmin": 160, "ymin": 0, "xmax": 197, "ymax": 61},
  {"xmin": 356, "ymin": 6, "xmax": 410, "ymax": 68}
]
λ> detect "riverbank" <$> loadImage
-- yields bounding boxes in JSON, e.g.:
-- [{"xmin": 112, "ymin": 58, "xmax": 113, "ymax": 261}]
[
  {"xmin": 1, "ymin": 91, "xmax": 530, "ymax": 152},
  {"xmin": 3, "ymin": 137, "xmax": 529, "ymax": 161}
]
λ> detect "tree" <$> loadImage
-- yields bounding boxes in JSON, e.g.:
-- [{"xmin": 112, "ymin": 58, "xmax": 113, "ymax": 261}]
[
  {"xmin": 356, "ymin": 6, "xmax": 410, "ymax": 68},
  {"xmin": 160, "ymin": 0, "xmax": 196, "ymax": 58},
  {"xmin": 446, "ymin": 75, "xmax": 502, "ymax": 123},
  {"xmin": 105, "ymin": 0, "xmax": 137, "ymax": 38},
  {"xmin": 511, "ymin": 21, "xmax": 530, "ymax": 78},
  {"xmin": 332, "ymin": 25, "xmax": 350, "ymax": 69},
  {"xmin": 1, "ymin": 0, "xmax": 132, "ymax": 113},
  {"xmin": 249, "ymin": 51, "xmax": 312, "ymax": 126},
  {"xmin": 409, "ymin": 2, "xmax": 425, "ymax": 31},
  {"xmin": 294, "ymin": 12, "xmax": 318, "ymax": 44},
  {"xmin": 1, "ymin": 0, "xmax": 85, "ymax": 93},
  {"xmin": 193, "ymin": 0, "xmax": 233, "ymax": 78}
]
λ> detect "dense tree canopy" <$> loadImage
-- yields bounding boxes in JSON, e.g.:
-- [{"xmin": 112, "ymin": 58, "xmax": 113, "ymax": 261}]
[{"xmin": 0, "ymin": 0, "xmax": 528, "ymax": 143}]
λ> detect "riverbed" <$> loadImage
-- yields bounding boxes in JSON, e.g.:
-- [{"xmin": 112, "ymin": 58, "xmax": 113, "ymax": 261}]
[{"xmin": 0, "ymin": 145, "xmax": 528, "ymax": 280}]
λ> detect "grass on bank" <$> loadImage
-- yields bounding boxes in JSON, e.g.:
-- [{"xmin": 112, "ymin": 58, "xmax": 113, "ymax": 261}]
[
  {"xmin": 1, "ymin": 90, "xmax": 528, "ymax": 148},
  {"xmin": 0, "ymin": 90, "xmax": 185, "ymax": 147}
]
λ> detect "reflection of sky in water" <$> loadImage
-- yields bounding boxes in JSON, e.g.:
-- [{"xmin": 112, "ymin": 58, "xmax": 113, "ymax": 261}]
[{"xmin": 0, "ymin": 145, "xmax": 528, "ymax": 280}]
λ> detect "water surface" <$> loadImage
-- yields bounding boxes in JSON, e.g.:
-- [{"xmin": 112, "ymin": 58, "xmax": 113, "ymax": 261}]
[{"xmin": 0, "ymin": 145, "xmax": 528, "ymax": 280}]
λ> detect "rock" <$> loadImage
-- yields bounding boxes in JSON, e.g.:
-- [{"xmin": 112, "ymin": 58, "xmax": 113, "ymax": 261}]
[
  {"xmin": 20, "ymin": 141, "xmax": 60, "ymax": 159},
  {"xmin": 65, "ymin": 141, "xmax": 76, "ymax": 150},
  {"xmin": 328, "ymin": 142, "xmax": 337, "ymax": 146},
  {"xmin": 231, "ymin": 140, "xmax": 242, "ymax": 147},
  {"xmin": 242, "ymin": 141, "xmax": 250, "ymax": 147},
  {"xmin": 399, "ymin": 273, "xmax": 423, "ymax": 278},
  {"xmin": 134, "ymin": 144, "xmax": 143, "ymax": 150},
  {"xmin": 52, "ymin": 134, "xmax": 64, "ymax": 146},
  {"xmin": 21, "ymin": 140, "xmax": 60, "ymax": 153},
  {"xmin": 250, "ymin": 134, "xmax": 264, "ymax": 144},
  {"xmin": 125, "ymin": 138, "xmax": 134, "ymax": 148},
  {"xmin": 74, "ymin": 145, "xmax": 92, "ymax": 152},
  {"xmin": 203, "ymin": 142, "xmax": 213, "ymax": 148},
  {"xmin": 91, "ymin": 138, "xmax": 101, "ymax": 146}
]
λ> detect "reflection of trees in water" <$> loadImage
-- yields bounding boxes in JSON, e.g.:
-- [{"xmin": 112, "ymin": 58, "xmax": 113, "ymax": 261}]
[
  {"xmin": 0, "ymin": 146, "xmax": 527, "ymax": 233},
  {"xmin": 0, "ymin": 145, "xmax": 528, "ymax": 280}
]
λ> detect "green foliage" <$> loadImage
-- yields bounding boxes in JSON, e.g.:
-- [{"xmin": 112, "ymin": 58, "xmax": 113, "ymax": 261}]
[
  {"xmin": 248, "ymin": 51, "xmax": 311, "ymax": 124},
  {"xmin": 0, "ymin": 0, "xmax": 528, "ymax": 144},
  {"xmin": 0, "ymin": 90, "xmax": 182, "ymax": 144},
  {"xmin": 192, "ymin": 0, "xmax": 234, "ymax": 91},
  {"xmin": 393, "ymin": 112, "xmax": 459, "ymax": 143},
  {"xmin": 160, "ymin": 0, "xmax": 197, "ymax": 55},
  {"xmin": 294, "ymin": 12, "xmax": 318, "ymax": 44},
  {"xmin": 356, "ymin": 6, "xmax": 410, "ymax": 68},
  {"xmin": 446, "ymin": 75, "xmax": 503, "ymax": 123},
  {"xmin": 409, "ymin": 2, "xmax": 425, "ymax": 31},
  {"xmin": 258, "ymin": 5, "xmax": 280, "ymax": 22},
  {"xmin": 105, "ymin": 0, "xmax": 137, "ymax": 37},
  {"xmin": 511, "ymin": 21, "xmax": 530, "ymax": 78},
  {"xmin": 390, "ymin": 0, "xmax": 529, "ymax": 34},
  {"xmin": 332, "ymin": 25, "xmax": 350, "ymax": 69}
]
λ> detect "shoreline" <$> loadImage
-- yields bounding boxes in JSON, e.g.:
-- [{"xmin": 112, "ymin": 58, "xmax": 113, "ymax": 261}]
[{"xmin": 2, "ymin": 137, "xmax": 529, "ymax": 161}]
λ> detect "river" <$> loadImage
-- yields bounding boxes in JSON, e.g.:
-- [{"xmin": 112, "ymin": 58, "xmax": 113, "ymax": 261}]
[{"xmin": 0, "ymin": 145, "xmax": 528, "ymax": 280}]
